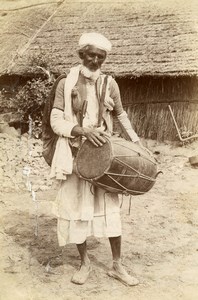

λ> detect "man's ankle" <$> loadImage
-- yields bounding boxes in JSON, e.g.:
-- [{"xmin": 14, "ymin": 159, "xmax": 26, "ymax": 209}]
[
  {"xmin": 113, "ymin": 258, "xmax": 121, "ymax": 264},
  {"xmin": 81, "ymin": 258, "xmax": 91, "ymax": 267}
]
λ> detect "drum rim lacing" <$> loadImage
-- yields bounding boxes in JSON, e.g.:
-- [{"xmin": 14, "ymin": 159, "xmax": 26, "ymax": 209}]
[
  {"xmin": 106, "ymin": 157, "xmax": 156, "ymax": 182},
  {"xmin": 92, "ymin": 179, "xmax": 146, "ymax": 195},
  {"xmin": 112, "ymin": 141, "xmax": 156, "ymax": 165}
]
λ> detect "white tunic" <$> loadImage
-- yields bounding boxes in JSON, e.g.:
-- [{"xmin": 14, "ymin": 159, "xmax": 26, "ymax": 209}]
[{"xmin": 51, "ymin": 78, "xmax": 121, "ymax": 246}]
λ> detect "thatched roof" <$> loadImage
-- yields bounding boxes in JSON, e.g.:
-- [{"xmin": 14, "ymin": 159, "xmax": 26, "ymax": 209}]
[
  {"xmin": 0, "ymin": 0, "xmax": 62, "ymax": 75},
  {"xmin": 2, "ymin": 0, "xmax": 198, "ymax": 77}
]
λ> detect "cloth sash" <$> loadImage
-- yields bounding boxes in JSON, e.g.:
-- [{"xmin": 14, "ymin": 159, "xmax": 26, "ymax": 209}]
[{"xmin": 50, "ymin": 65, "xmax": 81, "ymax": 180}]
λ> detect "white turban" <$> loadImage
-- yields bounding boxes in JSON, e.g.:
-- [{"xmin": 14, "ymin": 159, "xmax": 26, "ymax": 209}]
[{"xmin": 79, "ymin": 32, "xmax": 112, "ymax": 52}]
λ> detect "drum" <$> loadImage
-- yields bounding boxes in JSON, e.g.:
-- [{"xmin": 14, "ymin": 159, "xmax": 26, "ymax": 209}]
[{"xmin": 75, "ymin": 136, "xmax": 158, "ymax": 195}]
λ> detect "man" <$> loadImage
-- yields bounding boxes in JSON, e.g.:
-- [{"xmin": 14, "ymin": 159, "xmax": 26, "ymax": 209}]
[{"xmin": 50, "ymin": 32, "xmax": 141, "ymax": 286}]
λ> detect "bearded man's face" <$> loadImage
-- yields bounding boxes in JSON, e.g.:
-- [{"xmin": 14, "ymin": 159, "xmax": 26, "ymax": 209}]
[{"xmin": 80, "ymin": 45, "xmax": 106, "ymax": 72}]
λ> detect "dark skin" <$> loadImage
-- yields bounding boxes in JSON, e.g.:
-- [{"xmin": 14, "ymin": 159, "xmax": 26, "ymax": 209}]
[
  {"xmin": 71, "ymin": 45, "xmax": 139, "ymax": 285},
  {"xmin": 73, "ymin": 45, "xmax": 143, "ymax": 148},
  {"xmin": 78, "ymin": 45, "xmax": 106, "ymax": 71},
  {"xmin": 71, "ymin": 125, "xmax": 109, "ymax": 147},
  {"xmin": 72, "ymin": 45, "xmax": 109, "ymax": 147}
]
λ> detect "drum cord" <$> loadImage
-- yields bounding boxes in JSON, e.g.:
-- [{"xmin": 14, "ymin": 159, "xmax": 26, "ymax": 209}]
[
  {"xmin": 90, "ymin": 184, "xmax": 132, "ymax": 226},
  {"xmin": 104, "ymin": 192, "xmax": 107, "ymax": 225},
  {"xmin": 90, "ymin": 184, "xmax": 95, "ymax": 196},
  {"xmin": 89, "ymin": 186, "xmax": 110, "ymax": 226},
  {"xmin": 103, "ymin": 191, "xmax": 123, "ymax": 225},
  {"xmin": 128, "ymin": 195, "xmax": 132, "ymax": 215},
  {"xmin": 120, "ymin": 194, "xmax": 124, "ymax": 208},
  {"xmin": 104, "ymin": 193, "xmax": 132, "ymax": 227},
  {"xmin": 113, "ymin": 141, "xmax": 155, "ymax": 164},
  {"xmin": 120, "ymin": 194, "xmax": 132, "ymax": 215}
]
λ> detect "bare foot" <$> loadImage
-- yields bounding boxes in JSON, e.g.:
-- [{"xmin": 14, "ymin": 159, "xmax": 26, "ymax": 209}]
[
  {"xmin": 107, "ymin": 260, "xmax": 139, "ymax": 286},
  {"xmin": 71, "ymin": 264, "xmax": 92, "ymax": 285}
]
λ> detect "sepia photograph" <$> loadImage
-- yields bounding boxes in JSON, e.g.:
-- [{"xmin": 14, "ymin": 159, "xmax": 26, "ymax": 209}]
[{"xmin": 0, "ymin": 0, "xmax": 198, "ymax": 299}]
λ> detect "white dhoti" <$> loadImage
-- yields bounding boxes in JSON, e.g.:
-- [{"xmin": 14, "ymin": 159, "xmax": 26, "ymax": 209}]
[{"xmin": 52, "ymin": 173, "xmax": 121, "ymax": 246}]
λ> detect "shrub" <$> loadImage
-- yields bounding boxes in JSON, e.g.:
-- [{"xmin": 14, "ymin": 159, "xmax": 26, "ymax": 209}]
[{"xmin": 13, "ymin": 77, "xmax": 54, "ymax": 138}]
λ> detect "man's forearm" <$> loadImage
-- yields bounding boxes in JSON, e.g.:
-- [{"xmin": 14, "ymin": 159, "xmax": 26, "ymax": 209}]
[
  {"xmin": 50, "ymin": 108, "xmax": 77, "ymax": 137},
  {"xmin": 71, "ymin": 125, "xmax": 85, "ymax": 137},
  {"xmin": 117, "ymin": 111, "xmax": 140, "ymax": 142}
]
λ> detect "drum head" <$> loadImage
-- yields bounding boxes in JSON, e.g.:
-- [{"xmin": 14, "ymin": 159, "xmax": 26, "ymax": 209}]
[{"xmin": 76, "ymin": 139, "xmax": 112, "ymax": 179}]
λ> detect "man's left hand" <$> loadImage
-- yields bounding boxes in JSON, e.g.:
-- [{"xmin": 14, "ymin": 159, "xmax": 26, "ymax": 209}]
[{"xmin": 135, "ymin": 140, "xmax": 154, "ymax": 158}]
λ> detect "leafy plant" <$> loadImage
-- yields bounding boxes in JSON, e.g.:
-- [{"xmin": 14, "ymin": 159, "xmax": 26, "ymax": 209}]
[{"xmin": 13, "ymin": 77, "xmax": 54, "ymax": 137}]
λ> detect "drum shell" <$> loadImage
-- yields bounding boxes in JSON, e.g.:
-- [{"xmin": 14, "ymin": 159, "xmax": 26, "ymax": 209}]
[{"xmin": 76, "ymin": 137, "xmax": 157, "ymax": 195}]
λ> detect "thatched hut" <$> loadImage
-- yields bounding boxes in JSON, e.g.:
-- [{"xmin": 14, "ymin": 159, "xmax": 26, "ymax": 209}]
[{"xmin": 1, "ymin": 0, "xmax": 198, "ymax": 140}]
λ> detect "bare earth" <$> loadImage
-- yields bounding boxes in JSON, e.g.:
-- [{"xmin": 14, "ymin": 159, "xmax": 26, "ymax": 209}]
[{"xmin": 0, "ymin": 139, "xmax": 198, "ymax": 300}]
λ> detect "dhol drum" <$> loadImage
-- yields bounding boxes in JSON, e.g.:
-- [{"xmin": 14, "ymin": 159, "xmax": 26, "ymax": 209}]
[{"xmin": 75, "ymin": 136, "xmax": 158, "ymax": 195}]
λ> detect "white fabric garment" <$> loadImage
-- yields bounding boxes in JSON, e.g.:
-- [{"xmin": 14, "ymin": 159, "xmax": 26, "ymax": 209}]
[
  {"xmin": 51, "ymin": 72, "xmax": 121, "ymax": 245},
  {"xmin": 57, "ymin": 213, "xmax": 122, "ymax": 246},
  {"xmin": 83, "ymin": 82, "xmax": 100, "ymax": 128},
  {"xmin": 79, "ymin": 32, "xmax": 112, "ymax": 52},
  {"xmin": 50, "ymin": 137, "xmax": 73, "ymax": 180},
  {"xmin": 50, "ymin": 65, "xmax": 81, "ymax": 179},
  {"xmin": 117, "ymin": 111, "xmax": 140, "ymax": 142}
]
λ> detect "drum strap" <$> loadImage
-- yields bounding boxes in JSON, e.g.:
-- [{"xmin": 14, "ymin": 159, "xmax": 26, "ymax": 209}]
[{"xmin": 97, "ymin": 75, "xmax": 109, "ymax": 127}]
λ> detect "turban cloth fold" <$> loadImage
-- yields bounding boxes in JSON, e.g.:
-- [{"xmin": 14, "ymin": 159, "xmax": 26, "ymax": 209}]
[{"xmin": 79, "ymin": 32, "xmax": 112, "ymax": 52}]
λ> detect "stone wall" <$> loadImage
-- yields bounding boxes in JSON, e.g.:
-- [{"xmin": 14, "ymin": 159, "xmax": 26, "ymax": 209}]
[{"xmin": 0, "ymin": 132, "xmax": 52, "ymax": 193}]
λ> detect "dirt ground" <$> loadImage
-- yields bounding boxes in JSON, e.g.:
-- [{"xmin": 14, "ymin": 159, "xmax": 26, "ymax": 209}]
[{"xmin": 0, "ymin": 138, "xmax": 198, "ymax": 300}]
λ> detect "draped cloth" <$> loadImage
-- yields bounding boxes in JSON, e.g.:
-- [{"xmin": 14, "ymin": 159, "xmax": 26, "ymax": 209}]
[
  {"xmin": 50, "ymin": 66, "xmax": 121, "ymax": 246},
  {"xmin": 50, "ymin": 65, "xmax": 80, "ymax": 180}
]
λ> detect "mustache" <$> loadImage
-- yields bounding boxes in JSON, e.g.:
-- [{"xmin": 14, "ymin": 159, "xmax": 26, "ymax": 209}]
[
  {"xmin": 89, "ymin": 63, "xmax": 99, "ymax": 69},
  {"xmin": 90, "ymin": 62, "xmax": 98, "ymax": 66}
]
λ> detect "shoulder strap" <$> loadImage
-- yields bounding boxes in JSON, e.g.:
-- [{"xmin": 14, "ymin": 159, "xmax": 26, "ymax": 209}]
[{"xmin": 97, "ymin": 75, "xmax": 109, "ymax": 127}]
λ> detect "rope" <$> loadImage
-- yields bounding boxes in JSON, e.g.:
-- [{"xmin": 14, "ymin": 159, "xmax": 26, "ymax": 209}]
[{"xmin": 128, "ymin": 195, "xmax": 132, "ymax": 215}]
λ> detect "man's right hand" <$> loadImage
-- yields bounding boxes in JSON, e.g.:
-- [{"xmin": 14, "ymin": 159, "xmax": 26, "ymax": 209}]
[
  {"xmin": 71, "ymin": 125, "xmax": 110, "ymax": 147},
  {"xmin": 83, "ymin": 128, "xmax": 110, "ymax": 147}
]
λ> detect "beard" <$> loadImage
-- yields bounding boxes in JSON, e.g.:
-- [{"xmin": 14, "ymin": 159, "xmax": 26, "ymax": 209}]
[{"xmin": 80, "ymin": 65, "xmax": 101, "ymax": 81}]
